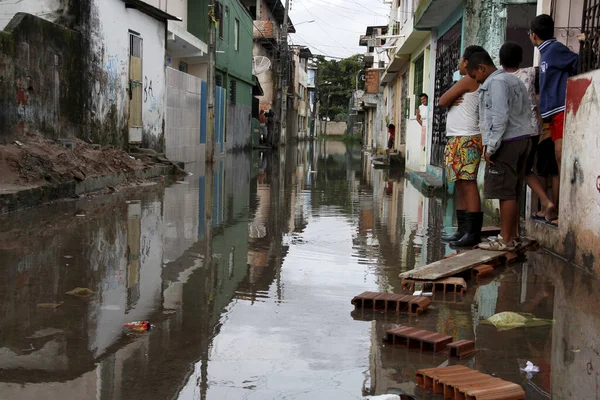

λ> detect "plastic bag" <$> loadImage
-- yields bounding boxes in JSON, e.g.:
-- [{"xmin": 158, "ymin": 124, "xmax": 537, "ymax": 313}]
[{"xmin": 482, "ymin": 312, "xmax": 554, "ymax": 331}]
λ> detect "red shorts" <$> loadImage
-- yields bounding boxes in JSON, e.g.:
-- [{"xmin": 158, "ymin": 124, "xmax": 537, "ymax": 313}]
[{"xmin": 549, "ymin": 112, "xmax": 565, "ymax": 142}]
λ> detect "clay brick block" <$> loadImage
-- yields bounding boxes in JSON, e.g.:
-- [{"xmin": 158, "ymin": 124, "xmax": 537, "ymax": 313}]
[
  {"xmin": 447, "ymin": 339, "xmax": 478, "ymax": 359},
  {"xmin": 472, "ymin": 264, "xmax": 494, "ymax": 278},
  {"xmin": 385, "ymin": 325, "xmax": 453, "ymax": 353},
  {"xmin": 351, "ymin": 292, "xmax": 431, "ymax": 314},
  {"xmin": 504, "ymin": 252, "xmax": 519, "ymax": 263},
  {"xmin": 401, "ymin": 277, "xmax": 467, "ymax": 295},
  {"xmin": 416, "ymin": 366, "xmax": 525, "ymax": 400}
]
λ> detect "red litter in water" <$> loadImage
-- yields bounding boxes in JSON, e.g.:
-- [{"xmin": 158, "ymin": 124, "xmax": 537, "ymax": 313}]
[{"xmin": 124, "ymin": 321, "xmax": 151, "ymax": 331}]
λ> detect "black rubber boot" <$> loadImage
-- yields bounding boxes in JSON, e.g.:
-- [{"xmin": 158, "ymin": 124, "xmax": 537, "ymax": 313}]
[
  {"xmin": 450, "ymin": 211, "xmax": 483, "ymax": 248},
  {"xmin": 442, "ymin": 210, "xmax": 467, "ymax": 242}
]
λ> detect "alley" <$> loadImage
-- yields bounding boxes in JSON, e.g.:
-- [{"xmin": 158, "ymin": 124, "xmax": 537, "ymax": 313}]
[{"xmin": 0, "ymin": 142, "xmax": 598, "ymax": 399}]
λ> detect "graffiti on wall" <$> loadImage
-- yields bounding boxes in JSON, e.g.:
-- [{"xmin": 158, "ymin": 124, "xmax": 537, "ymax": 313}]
[
  {"xmin": 596, "ymin": 175, "xmax": 600, "ymax": 193},
  {"xmin": 144, "ymin": 76, "xmax": 153, "ymax": 102},
  {"xmin": 16, "ymin": 77, "xmax": 34, "ymax": 128}
]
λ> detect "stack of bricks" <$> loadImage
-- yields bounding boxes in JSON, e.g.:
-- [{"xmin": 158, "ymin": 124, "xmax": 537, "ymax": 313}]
[{"xmin": 365, "ymin": 70, "xmax": 380, "ymax": 93}]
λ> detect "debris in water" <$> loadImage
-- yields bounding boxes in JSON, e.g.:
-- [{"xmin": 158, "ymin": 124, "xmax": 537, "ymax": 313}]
[
  {"xmin": 124, "ymin": 321, "xmax": 151, "ymax": 332},
  {"xmin": 66, "ymin": 287, "xmax": 95, "ymax": 297},
  {"xmin": 101, "ymin": 305, "xmax": 121, "ymax": 311},
  {"xmin": 14, "ymin": 140, "xmax": 24, "ymax": 147},
  {"xmin": 483, "ymin": 311, "xmax": 554, "ymax": 331},
  {"xmin": 63, "ymin": 255, "xmax": 74, "ymax": 259},
  {"xmin": 76, "ymin": 214, "xmax": 85, "ymax": 217},
  {"xmin": 26, "ymin": 328, "xmax": 65, "ymax": 339},
  {"xmin": 520, "ymin": 361, "xmax": 540, "ymax": 379}
]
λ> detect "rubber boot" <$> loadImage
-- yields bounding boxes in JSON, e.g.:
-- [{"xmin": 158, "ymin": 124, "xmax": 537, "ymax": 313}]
[
  {"xmin": 442, "ymin": 210, "xmax": 467, "ymax": 242},
  {"xmin": 450, "ymin": 211, "xmax": 483, "ymax": 248}
]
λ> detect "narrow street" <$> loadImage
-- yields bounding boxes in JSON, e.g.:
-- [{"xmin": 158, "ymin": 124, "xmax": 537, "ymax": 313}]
[{"xmin": 0, "ymin": 142, "xmax": 597, "ymax": 399}]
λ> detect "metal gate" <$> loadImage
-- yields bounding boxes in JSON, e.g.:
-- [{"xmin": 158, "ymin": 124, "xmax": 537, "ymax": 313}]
[
  {"xmin": 431, "ymin": 20, "xmax": 462, "ymax": 167},
  {"xmin": 400, "ymin": 72, "xmax": 408, "ymax": 145},
  {"xmin": 579, "ymin": 0, "xmax": 600, "ymax": 72}
]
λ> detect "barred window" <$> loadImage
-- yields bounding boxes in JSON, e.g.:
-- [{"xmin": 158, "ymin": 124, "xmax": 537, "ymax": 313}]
[
  {"xmin": 413, "ymin": 55, "xmax": 424, "ymax": 113},
  {"xmin": 230, "ymin": 79, "xmax": 237, "ymax": 104}
]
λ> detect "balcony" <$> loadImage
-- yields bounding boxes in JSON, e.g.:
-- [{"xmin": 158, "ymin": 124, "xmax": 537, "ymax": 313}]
[{"xmin": 253, "ymin": 20, "xmax": 280, "ymax": 42}]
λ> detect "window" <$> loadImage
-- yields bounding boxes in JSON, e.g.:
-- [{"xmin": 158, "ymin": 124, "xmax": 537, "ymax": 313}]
[
  {"xmin": 179, "ymin": 61, "xmax": 188, "ymax": 73},
  {"xmin": 230, "ymin": 79, "xmax": 237, "ymax": 104},
  {"xmin": 368, "ymin": 46, "xmax": 374, "ymax": 53},
  {"xmin": 217, "ymin": 1, "xmax": 224, "ymax": 39},
  {"xmin": 413, "ymin": 55, "xmax": 424, "ymax": 113},
  {"xmin": 234, "ymin": 19, "xmax": 239, "ymax": 51},
  {"xmin": 216, "ymin": 74, "xmax": 223, "ymax": 87}
]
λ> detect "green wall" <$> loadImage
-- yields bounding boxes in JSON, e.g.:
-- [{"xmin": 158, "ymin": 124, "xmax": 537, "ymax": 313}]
[{"xmin": 188, "ymin": 0, "xmax": 254, "ymax": 89}]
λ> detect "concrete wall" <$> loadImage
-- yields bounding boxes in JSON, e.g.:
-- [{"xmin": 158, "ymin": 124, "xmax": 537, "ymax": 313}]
[
  {"xmin": 254, "ymin": 43, "xmax": 275, "ymax": 110},
  {"xmin": 0, "ymin": 13, "xmax": 84, "ymax": 140},
  {"xmin": 320, "ymin": 121, "xmax": 347, "ymax": 136},
  {"xmin": 165, "ymin": 67, "xmax": 205, "ymax": 164},
  {"xmin": 527, "ymin": 72, "xmax": 600, "ymax": 273}
]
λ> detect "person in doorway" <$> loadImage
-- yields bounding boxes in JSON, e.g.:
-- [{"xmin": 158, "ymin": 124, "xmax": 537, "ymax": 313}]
[
  {"xmin": 499, "ymin": 42, "xmax": 557, "ymax": 223},
  {"xmin": 387, "ymin": 123, "xmax": 395, "ymax": 150},
  {"xmin": 416, "ymin": 93, "xmax": 428, "ymax": 126},
  {"xmin": 529, "ymin": 14, "xmax": 578, "ymax": 225},
  {"xmin": 467, "ymin": 50, "xmax": 532, "ymax": 251},
  {"xmin": 259, "ymin": 110, "xmax": 268, "ymax": 145},
  {"xmin": 438, "ymin": 45, "xmax": 486, "ymax": 247}
]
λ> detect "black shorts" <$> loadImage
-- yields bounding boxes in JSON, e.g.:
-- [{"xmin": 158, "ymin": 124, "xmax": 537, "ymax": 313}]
[
  {"xmin": 484, "ymin": 138, "xmax": 531, "ymax": 200},
  {"xmin": 536, "ymin": 138, "xmax": 559, "ymax": 177},
  {"xmin": 525, "ymin": 136, "xmax": 539, "ymax": 175},
  {"xmin": 387, "ymin": 139, "xmax": 394, "ymax": 149}
]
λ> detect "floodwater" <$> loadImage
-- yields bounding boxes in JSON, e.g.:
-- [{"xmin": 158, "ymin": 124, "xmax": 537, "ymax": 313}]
[{"xmin": 0, "ymin": 141, "xmax": 598, "ymax": 400}]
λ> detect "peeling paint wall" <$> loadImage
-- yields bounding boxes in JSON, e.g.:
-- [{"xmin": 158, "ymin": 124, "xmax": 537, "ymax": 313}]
[
  {"xmin": 527, "ymin": 72, "xmax": 600, "ymax": 274},
  {"xmin": 0, "ymin": 13, "xmax": 84, "ymax": 140},
  {"xmin": 463, "ymin": 0, "xmax": 506, "ymax": 64},
  {"xmin": 89, "ymin": 0, "xmax": 166, "ymax": 152}
]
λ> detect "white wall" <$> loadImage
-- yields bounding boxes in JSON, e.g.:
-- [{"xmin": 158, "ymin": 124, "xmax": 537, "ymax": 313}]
[
  {"xmin": 92, "ymin": 0, "xmax": 167, "ymax": 148},
  {"xmin": 166, "ymin": 0, "xmax": 188, "ymax": 30}
]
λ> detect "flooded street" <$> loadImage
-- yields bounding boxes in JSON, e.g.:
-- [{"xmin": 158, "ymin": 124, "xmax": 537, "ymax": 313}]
[{"xmin": 1, "ymin": 141, "xmax": 599, "ymax": 400}]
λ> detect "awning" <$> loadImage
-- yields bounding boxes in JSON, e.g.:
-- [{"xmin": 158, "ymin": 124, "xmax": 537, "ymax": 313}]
[
  {"xmin": 253, "ymin": 75, "xmax": 264, "ymax": 97},
  {"xmin": 414, "ymin": 0, "xmax": 462, "ymax": 29},
  {"xmin": 167, "ymin": 21, "xmax": 208, "ymax": 61},
  {"xmin": 121, "ymin": 0, "xmax": 181, "ymax": 22}
]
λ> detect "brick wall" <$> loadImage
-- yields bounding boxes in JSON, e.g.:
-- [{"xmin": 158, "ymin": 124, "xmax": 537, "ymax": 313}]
[{"xmin": 365, "ymin": 70, "xmax": 380, "ymax": 94}]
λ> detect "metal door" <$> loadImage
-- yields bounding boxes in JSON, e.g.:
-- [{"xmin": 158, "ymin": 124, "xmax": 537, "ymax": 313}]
[
  {"xmin": 431, "ymin": 21, "xmax": 462, "ymax": 167},
  {"xmin": 129, "ymin": 33, "xmax": 143, "ymax": 143}
]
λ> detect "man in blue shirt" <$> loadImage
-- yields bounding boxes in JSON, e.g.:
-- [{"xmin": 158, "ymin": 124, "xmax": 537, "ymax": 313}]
[
  {"xmin": 529, "ymin": 14, "xmax": 578, "ymax": 225},
  {"xmin": 467, "ymin": 50, "xmax": 532, "ymax": 251}
]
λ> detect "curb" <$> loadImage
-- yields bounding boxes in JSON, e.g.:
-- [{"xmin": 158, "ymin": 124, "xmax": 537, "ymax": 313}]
[{"xmin": 0, "ymin": 164, "xmax": 177, "ymax": 214}]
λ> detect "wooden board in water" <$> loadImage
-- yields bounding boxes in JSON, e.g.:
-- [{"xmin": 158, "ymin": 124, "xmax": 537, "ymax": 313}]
[{"xmin": 398, "ymin": 240, "xmax": 534, "ymax": 281}]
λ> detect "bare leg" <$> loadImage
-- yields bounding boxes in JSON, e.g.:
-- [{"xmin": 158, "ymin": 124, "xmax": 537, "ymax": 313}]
[
  {"xmin": 455, "ymin": 180, "xmax": 467, "ymax": 210},
  {"xmin": 555, "ymin": 138, "xmax": 563, "ymax": 175},
  {"xmin": 461, "ymin": 180, "xmax": 481, "ymax": 212},
  {"xmin": 551, "ymin": 175, "xmax": 560, "ymax": 208},
  {"xmin": 500, "ymin": 199, "xmax": 519, "ymax": 243},
  {"xmin": 525, "ymin": 173, "xmax": 556, "ymax": 218}
]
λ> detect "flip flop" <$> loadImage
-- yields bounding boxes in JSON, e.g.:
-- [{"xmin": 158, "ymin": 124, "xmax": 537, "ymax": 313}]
[
  {"xmin": 545, "ymin": 217, "xmax": 559, "ymax": 226},
  {"xmin": 530, "ymin": 211, "xmax": 546, "ymax": 220}
]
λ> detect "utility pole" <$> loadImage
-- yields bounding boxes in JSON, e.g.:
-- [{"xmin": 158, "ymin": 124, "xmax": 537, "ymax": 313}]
[
  {"xmin": 278, "ymin": 0, "xmax": 290, "ymax": 147},
  {"xmin": 206, "ymin": 1, "xmax": 217, "ymax": 165}
]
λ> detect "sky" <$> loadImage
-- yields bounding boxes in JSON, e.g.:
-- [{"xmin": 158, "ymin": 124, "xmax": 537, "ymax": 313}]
[{"xmin": 288, "ymin": 0, "xmax": 390, "ymax": 59}]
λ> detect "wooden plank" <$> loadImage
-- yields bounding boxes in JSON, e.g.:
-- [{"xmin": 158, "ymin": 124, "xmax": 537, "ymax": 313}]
[{"xmin": 399, "ymin": 249, "xmax": 502, "ymax": 280}]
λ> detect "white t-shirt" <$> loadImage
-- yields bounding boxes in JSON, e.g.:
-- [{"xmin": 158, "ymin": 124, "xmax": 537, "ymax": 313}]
[
  {"xmin": 512, "ymin": 67, "xmax": 542, "ymax": 136},
  {"xmin": 446, "ymin": 89, "xmax": 480, "ymax": 137},
  {"xmin": 418, "ymin": 104, "xmax": 428, "ymax": 121}
]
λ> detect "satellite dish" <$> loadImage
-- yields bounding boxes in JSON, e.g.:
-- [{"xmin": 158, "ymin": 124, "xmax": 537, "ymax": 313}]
[{"xmin": 253, "ymin": 56, "xmax": 271, "ymax": 75}]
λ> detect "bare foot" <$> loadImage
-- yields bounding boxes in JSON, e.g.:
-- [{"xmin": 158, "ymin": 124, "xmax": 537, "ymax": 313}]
[{"xmin": 544, "ymin": 203, "xmax": 557, "ymax": 220}]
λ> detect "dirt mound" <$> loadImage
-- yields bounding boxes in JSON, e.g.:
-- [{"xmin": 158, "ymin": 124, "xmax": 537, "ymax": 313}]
[{"xmin": 0, "ymin": 133, "xmax": 149, "ymax": 193}]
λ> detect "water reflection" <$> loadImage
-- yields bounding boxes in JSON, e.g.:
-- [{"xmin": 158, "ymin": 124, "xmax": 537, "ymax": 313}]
[{"xmin": 0, "ymin": 141, "xmax": 598, "ymax": 399}]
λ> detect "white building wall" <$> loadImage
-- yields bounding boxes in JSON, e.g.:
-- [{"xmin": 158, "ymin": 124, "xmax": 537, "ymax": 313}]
[
  {"xmin": 0, "ymin": 0, "xmax": 62, "ymax": 29},
  {"xmin": 92, "ymin": 0, "xmax": 167, "ymax": 149}
]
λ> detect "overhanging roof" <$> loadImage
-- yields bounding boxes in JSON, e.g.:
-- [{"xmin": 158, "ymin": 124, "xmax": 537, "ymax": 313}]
[
  {"xmin": 167, "ymin": 22, "xmax": 208, "ymax": 59},
  {"xmin": 414, "ymin": 0, "xmax": 462, "ymax": 29},
  {"xmin": 380, "ymin": 30, "xmax": 429, "ymax": 86},
  {"xmin": 121, "ymin": 0, "xmax": 182, "ymax": 22}
]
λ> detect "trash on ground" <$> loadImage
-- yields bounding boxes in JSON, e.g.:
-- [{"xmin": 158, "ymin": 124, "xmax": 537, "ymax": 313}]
[
  {"xmin": 66, "ymin": 287, "xmax": 95, "ymax": 297},
  {"xmin": 101, "ymin": 305, "xmax": 121, "ymax": 311},
  {"xmin": 482, "ymin": 311, "xmax": 554, "ymax": 331},
  {"xmin": 37, "ymin": 302, "xmax": 63, "ymax": 309},
  {"xmin": 14, "ymin": 140, "xmax": 24, "ymax": 147},
  {"xmin": 124, "ymin": 321, "xmax": 151, "ymax": 332},
  {"xmin": 75, "ymin": 214, "xmax": 86, "ymax": 217},
  {"xmin": 520, "ymin": 360, "xmax": 540, "ymax": 379}
]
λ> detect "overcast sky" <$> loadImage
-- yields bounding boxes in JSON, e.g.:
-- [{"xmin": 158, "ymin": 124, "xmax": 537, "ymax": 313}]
[{"xmin": 288, "ymin": 0, "xmax": 390, "ymax": 59}]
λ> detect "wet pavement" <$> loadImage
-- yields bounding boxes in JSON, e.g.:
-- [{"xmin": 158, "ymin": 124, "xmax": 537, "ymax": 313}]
[{"xmin": 0, "ymin": 141, "xmax": 599, "ymax": 399}]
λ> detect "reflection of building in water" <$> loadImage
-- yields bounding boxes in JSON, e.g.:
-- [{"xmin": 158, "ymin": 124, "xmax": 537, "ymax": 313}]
[{"xmin": 126, "ymin": 202, "xmax": 142, "ymax": 311}]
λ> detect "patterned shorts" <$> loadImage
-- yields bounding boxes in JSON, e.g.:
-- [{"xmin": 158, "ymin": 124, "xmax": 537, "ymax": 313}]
[{"xmin": 444, "ymin": 134, "xmax": 483, "ymax": 182}]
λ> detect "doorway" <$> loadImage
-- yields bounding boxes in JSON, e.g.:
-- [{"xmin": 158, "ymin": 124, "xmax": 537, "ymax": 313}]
[{"xmin": 129, "ymin": 33, "xmax": 143, "ymax": 143}]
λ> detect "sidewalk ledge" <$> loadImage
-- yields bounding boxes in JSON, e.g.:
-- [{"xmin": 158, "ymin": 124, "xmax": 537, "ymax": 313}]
[{"xmin": 405, "ymin": 170, "xmax": 444, "ymax": 196}]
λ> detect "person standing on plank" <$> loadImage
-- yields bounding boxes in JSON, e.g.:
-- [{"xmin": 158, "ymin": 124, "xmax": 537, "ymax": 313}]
[
  {"xmin": 467, "ymin": 50, "xmax": 532, "ymax": 251},
  {"xmin": 439, "ymin": 45, "xmax": 486, "ymax": 247}
]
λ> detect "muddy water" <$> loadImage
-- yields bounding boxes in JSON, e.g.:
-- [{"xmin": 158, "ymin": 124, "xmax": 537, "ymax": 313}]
[{"xmin": 0, "ymin": 142, "xmax": 598, "ymax": 400}]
